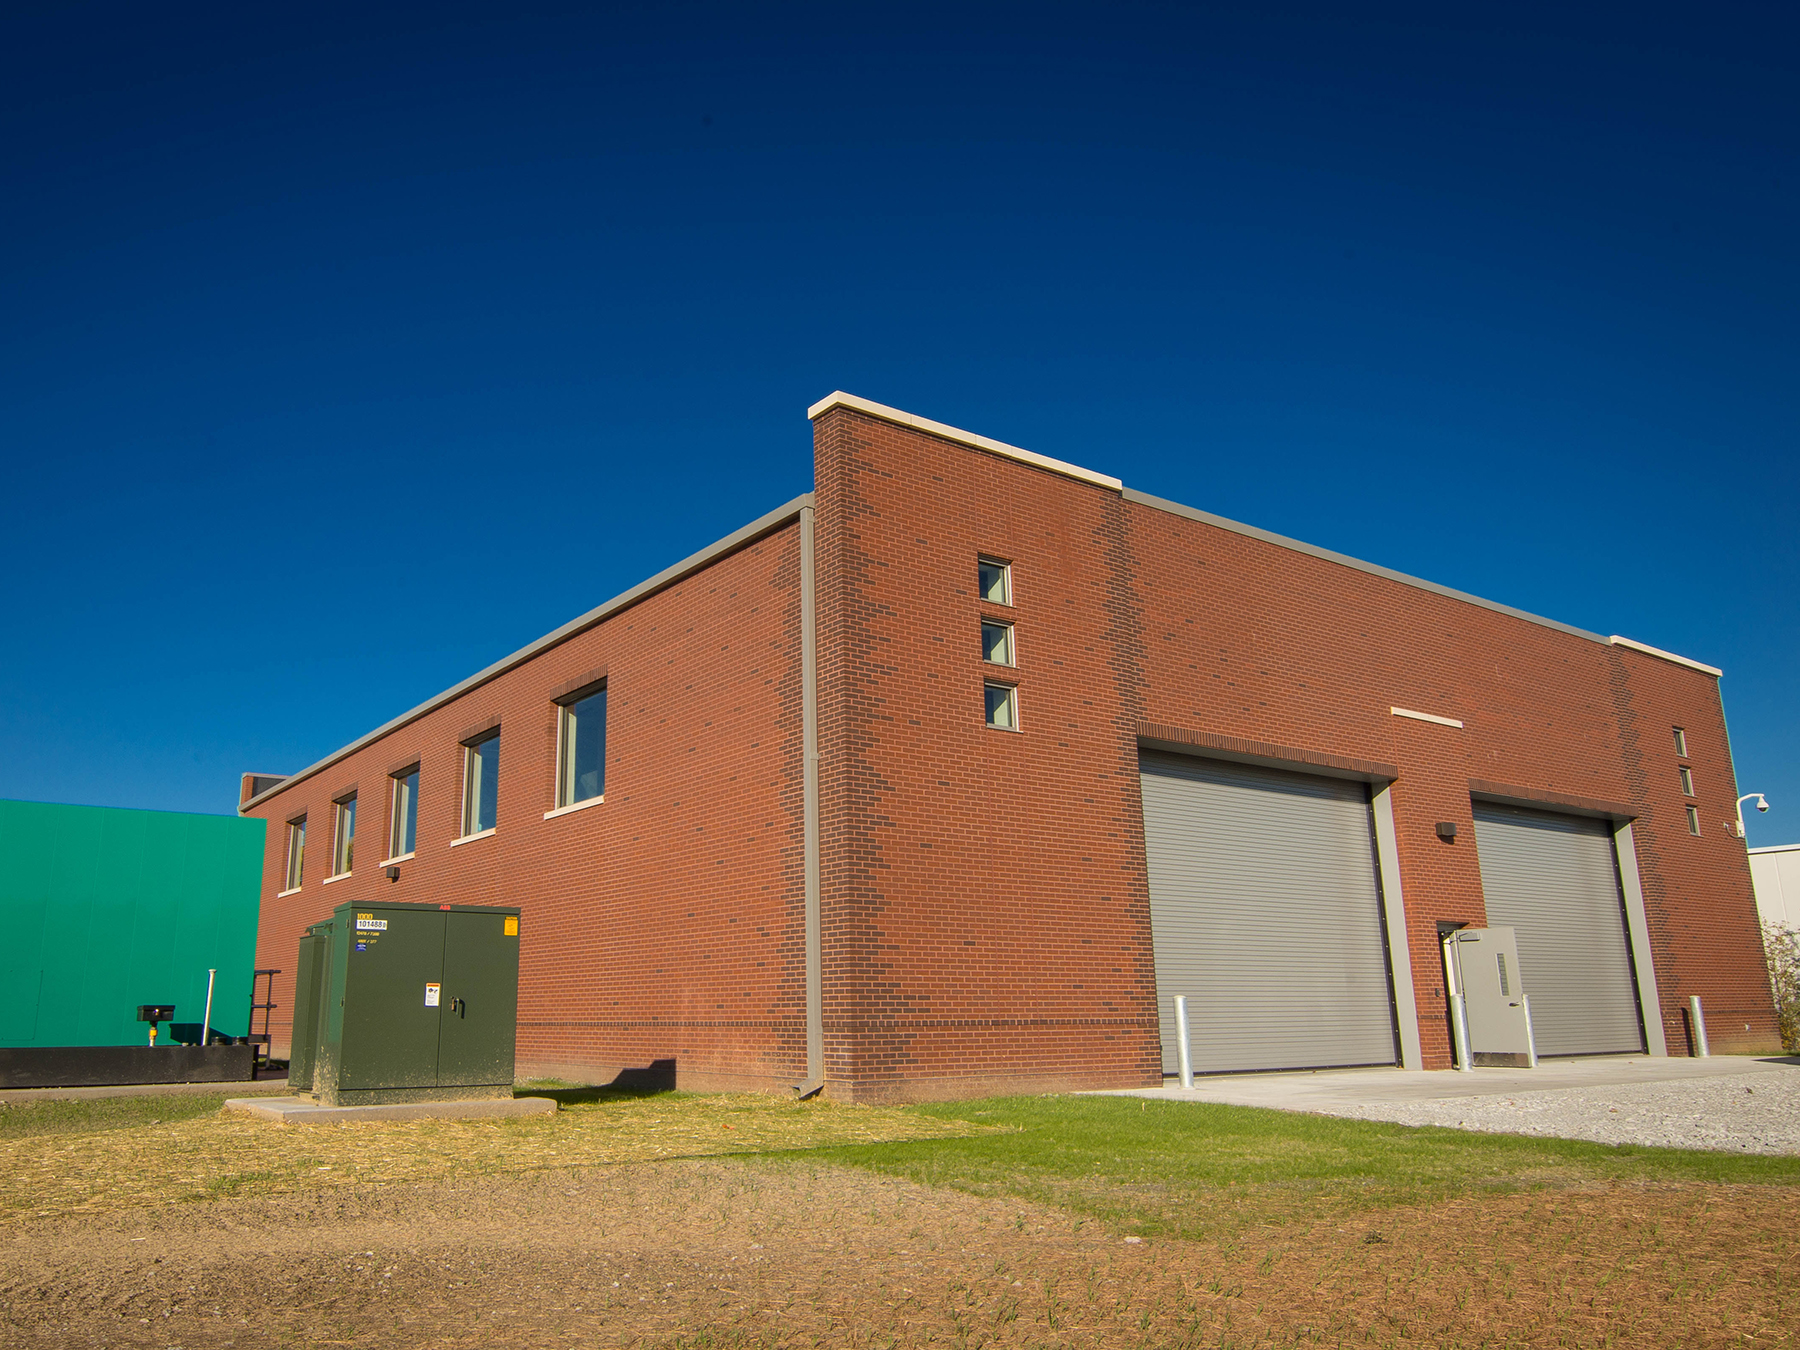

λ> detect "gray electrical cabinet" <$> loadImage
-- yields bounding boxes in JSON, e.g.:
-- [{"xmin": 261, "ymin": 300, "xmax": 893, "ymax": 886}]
[{"xmin": 288, "ymin": 901, "xmax": 522, "ymax": 1106}]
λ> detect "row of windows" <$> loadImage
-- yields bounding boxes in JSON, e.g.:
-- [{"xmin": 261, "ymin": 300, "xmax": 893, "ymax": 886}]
[
  {"xmin": 1674, "ymin": 725, "xmax": 1702, "ymax": 837},
  {"xmin": 280, "ymin": 578, "xmax": 1710, "ymax": 881},
  {"xmin": 978, "ymin": 556, "xmax": 1020, "ymax": 730},
  {"xmin": 280, "ymin": 684, "xmax": 606, "ymax": 892}
]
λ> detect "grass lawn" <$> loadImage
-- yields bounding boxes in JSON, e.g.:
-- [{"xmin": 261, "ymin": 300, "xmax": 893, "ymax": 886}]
[
  {"xmin": 0, "ymin": 1089, "xmax": 233, "ymax": 1140},
  {"xmin": 4, "ymin": 1087, "xmax": 1796, "ymax": 1347},
  {"xmin": 805, "ymin": 1092, "xmax": 1800, "ymax": 1240}
]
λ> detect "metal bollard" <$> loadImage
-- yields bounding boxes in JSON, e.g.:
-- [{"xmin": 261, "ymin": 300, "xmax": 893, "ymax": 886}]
[
  {"xmin": 1689, "ymin": 995, "xmax": 1710, "ymax": 1057},
  {"xmin": 1442, "ymin": 937, "xmax": 1474, "ymax": 1072},
  {"xmin": 1174, "ymin": 994, "xmax": 1193, "ymax": 1090}
]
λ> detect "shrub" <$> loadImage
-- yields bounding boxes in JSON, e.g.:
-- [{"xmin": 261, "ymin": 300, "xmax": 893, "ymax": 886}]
[{"xmin": 1764, "ymin": 921, "xmax": 1800, "ymax": 1055}]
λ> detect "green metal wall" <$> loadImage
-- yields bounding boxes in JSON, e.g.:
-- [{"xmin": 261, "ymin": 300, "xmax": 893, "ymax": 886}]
[{"xmin": 0, "ymin": 799, "xmax": 265, "ymax": 1048}]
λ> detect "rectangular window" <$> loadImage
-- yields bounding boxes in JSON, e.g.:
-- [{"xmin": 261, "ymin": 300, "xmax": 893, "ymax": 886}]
[
  {"xmin": 1673, "ymin": 727, "xmax": 1688, "ymax": 757},
  {"xmin": 284, "ymin": 818, "xmax": 306, "ymax": 891},
  {"xmin": 556, "ymin": 686, "xmax": 607, "ymax": 808},
  {"xmin": 462, "ymin": 731, "xmax": 499, "ymax": 836},
  {"xmin": 1686, "ymin": 804, "xmax": 1701, "ymax": 836},
  {"xmin": 984, "ymin": 681, "xmax": 1019, "ymax": 730},
  {"xmin": 389, "ymin": 767, "xmax": 419, "ymax": 858},
  {"xmin": 978, "ymin": 557, "xmax": 1012, "ymax": 606},
  {"xmin": 1678, "ymin": 766, "xmax": 1695, "ymax": 797},
  {"xmin": 981, "ymin": 619, "xmax": 1015, "ymax": 666},
  {"xmin": 331, "ymin": 795, "xmax": 356, "ymax": 876}
]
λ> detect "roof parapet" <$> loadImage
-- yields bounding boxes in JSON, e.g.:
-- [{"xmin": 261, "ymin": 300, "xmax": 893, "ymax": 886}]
[
  {"xmin": 1608, "ymin": 635, "xmax": 1722, "ymax": 678},
  {"xmin": 808, "ymin": 391, "xmax": 1124, "ymax": 492},
  {"xmin": 240, "ymin": 495, "xmax": 814, "ymax": 815}
]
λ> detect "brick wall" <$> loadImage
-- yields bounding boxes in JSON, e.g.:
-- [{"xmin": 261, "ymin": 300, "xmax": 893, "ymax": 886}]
[
  {"xmin": 1603, "ymin": 646, "xmax": 1778, "ymax": 1054},
  {"xmin": 811, "ymin": 404, "xmax": 1779, "ymax": 1095},
  {"xmin": 246, "ymin": 399, "xmax": 1779, "ymax": 1104},
  {"xmin": 245, "ymin": 524, "xmax": 808, "ymax": 1093},
  {"xmin": 812, "ymin": 408, "xmax": 1161, "ymax": 1102}
]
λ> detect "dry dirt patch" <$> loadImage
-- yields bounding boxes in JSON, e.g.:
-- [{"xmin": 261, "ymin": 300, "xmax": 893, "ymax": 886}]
[
  {"xmin": 0, "ymin": 1093, "xmax": 984, "ymax": 1222},
  {"xmin": 4, "ymin": 1157, "xmax": 1795, "ymax": 1349}
]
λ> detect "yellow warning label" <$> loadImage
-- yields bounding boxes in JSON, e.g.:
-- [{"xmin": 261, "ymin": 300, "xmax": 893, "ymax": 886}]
[{"xmin": 504, "ymin": 916, "xmax": 519, "ymax": 936}]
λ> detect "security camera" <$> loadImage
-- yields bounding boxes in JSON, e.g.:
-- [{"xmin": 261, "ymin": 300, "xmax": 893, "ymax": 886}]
[{"xmin": 1757, "ymin": 796, "xmax": 1770, "ymax": 813}]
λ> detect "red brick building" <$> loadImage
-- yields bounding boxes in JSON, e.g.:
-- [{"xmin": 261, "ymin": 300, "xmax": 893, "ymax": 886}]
[{"xmin": 241, "ymin": 393, "xmax": 1780, "ymax": 1100}]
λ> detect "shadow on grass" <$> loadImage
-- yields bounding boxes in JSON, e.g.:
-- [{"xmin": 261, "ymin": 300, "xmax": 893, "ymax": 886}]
[{"xmin": 516, "ymin": 1060, "xmax": 680, "ymax": 1108}]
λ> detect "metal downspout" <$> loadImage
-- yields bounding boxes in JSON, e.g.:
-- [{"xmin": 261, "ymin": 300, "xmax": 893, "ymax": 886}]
[{"xmin": 796, "ymin": 504, "xmax": 824, "ymax": 1097}]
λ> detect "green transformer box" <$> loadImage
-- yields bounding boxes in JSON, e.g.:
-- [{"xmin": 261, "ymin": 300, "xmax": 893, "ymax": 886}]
[{"xmin": 288, "ymin": 901, "xmax": 521, "ymax": 1106}]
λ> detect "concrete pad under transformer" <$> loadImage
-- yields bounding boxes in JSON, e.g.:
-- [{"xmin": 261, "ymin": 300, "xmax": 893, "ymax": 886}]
[{"xmin": 225, "ymin": 1094, "xmax": 557, "ymax": 1124}]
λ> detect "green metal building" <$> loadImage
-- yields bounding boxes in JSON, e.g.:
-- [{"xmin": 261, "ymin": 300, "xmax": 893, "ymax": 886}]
[{"xmin": 0, "ymin": 799, "xmax": 265, "ymax": 1048}]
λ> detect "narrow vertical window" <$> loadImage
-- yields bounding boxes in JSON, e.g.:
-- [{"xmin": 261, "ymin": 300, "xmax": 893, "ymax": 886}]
[
  {"xmin": 284, "ymin": 817, "xmax": 306, "ymax": 891},
  {"xmin": 1673, "ymin": 727, "xmax": 1688, "ymax": 757},
  {"xmin": 1686, "ymin": 805, "xmax": 1701, "ymax": 836},
  {"xmin": 556, "ymin": 685, "xmax": 607, "ymax": 808},
  {"xmin": 389, "ymin": 767, "xmax": 419, "ymax": 859},
  {"xmin": 1678, "ymin": 766, "xmax": 1695, "ymax": 797},
  {"xmin": 462, "ymin": 731, "xmax": 500, "ymax": 836},
  {"xmin": 981, "ymin": 620, "xmax": 1015, "ymax": 666},
  {"xmin": 331, "ymin": 795, "xmax": 356, "ymax": 876},
  {"xmin": 984, "ymin": 682, "xmax": 1019, "ymax": 730},
  {"xmin": 978, "ymin": 557, "xmax": 1012, "ymax": 606}
]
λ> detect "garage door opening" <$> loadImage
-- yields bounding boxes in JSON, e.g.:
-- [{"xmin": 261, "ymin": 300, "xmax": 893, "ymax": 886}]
[
  {"xmin": 1139, "ymin": 752, "xmax": 1400, "ymax": 1076},
  {"xmin": 1470, "ymin": 801, "xmax": 1645, "ymax": 1057}
]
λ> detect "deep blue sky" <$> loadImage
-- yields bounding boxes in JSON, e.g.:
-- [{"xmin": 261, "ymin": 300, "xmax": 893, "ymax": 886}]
[{"xmin": 2, "ymin": 2, "xmax": 1794, "ymax": 845}]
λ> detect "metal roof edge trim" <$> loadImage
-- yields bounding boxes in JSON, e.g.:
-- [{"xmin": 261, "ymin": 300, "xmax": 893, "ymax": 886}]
[
  {"xmin": 807, "ymin": 391, "xmax": 1124, "ymax": 492},
  {"xmin": 1747, "ymin": 843, "xmax": 1800, "ymax": 855},
  {"xmin": 1120, "ymin": 487, "xmax": 1608, "ymax": 645},
  {"xmin": 240, "ymin": 495, "xmax": 814, "ymax": 815},
  {"xmin": 1607, "ymin": 635, "xmax": 1723, "ymax": 678}
]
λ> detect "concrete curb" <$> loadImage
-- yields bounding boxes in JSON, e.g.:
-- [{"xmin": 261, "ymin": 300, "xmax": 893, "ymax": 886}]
[
  {"xmin": 1, "ymin": 1078, "xmax": 293, "ymax": 1105},
  {"xmin": 225, "ymin": 1095, "xmax": 558, "ymax": 1124}
]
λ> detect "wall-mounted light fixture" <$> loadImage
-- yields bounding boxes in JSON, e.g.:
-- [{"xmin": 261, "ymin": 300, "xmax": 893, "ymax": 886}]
[
  {"xmin": 1435, "ymin": 821, "xmax": 1458, "ymax": 841},
  {"xmin": 386, "ymin": 865, "xmax": 401, "ymax": 882}
]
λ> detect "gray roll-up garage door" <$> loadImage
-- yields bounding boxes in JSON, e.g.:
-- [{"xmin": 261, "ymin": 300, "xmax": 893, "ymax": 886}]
[
  {"xmin": 1471, "ymin": 802, "xmax": 1644, "ymax": 1057},
  {"xmin": 1139, "ymin": 752, "xmax": 1398, "ymax": 1075}
]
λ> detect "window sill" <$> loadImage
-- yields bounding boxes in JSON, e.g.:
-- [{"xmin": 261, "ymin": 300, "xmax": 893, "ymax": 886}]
[
  {"xmin": 376, "ymin": 852, "xmax": 416, "ymax": 868},
  {"xmin": 277, "ymin": 886, "xmax": 303, "ymax": 898},
  {"xmin": 450, "ymin": 828, "xmax": 496, "ymax": 848},
  {"xmin": 323, "ymin": 872, "xmax": 353, "ymax": 885},
  {"xmin": 544, "ymin": 795, "xmax": 605, "ymax": 821}
]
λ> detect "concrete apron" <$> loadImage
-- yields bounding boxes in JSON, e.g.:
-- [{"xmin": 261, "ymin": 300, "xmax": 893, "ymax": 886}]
[
  {"xmin": 1085, "ymin": 1054, "xmax": 1799, "ymax": 1113},
  {"xmin": 225, "ymin": 1094, "xmax": 557, "ymax": 1125}
]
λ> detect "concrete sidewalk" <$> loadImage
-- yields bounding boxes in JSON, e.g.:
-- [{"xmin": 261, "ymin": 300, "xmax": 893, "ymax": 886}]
[
  {"xmin": 1089, "ymin": 1054, "xmax": 1797, "ymax": 1112},
  {"xmin": 1088, "ymin": 1055, "xmax": 1800, "ymax": 1153}
]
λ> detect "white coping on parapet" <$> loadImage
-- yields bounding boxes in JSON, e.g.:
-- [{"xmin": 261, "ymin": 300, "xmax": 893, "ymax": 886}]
[
  {"xmin": 808, "ymin": 391, "xmax": 1125, "ymax": 492},
  {"xmin": 1123, "ymin": 487, "xmax": 1610, "ymax": 645},
  {"xmin": 1607, "ymin": 635, "xmax": 1723, "ymax": 678},
  {"xmin": 239, "ymin": 495, "xmax": 814, "ymax": 815},
  {"xmin": 1748, "ymin": 843, "xmax": 1800, "ymax": 855}
]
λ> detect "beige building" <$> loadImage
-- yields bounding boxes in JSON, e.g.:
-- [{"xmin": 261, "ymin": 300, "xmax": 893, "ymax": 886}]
[{"xmin": 1750, "ymin": 844, "xmax": 1800, "ymax": 929}]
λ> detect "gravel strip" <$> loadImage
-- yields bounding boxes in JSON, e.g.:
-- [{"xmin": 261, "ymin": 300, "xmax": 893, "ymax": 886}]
[{"xmin": 1318, "ymin": 1066, "xmax": 1800, "ymax": 1153}]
